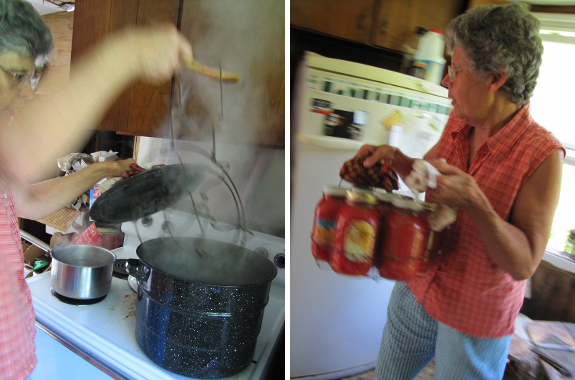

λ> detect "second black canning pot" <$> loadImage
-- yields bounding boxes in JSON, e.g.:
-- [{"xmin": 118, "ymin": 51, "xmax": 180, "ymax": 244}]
[{"xmin": 126, "ymin": 237, "xmax": 277, "ymax": 379}]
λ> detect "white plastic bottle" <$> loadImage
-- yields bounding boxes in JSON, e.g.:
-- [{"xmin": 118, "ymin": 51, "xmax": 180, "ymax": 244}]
[{"xmin": 413, "ymin": 30, "xmax": 446, "ymax": 85}]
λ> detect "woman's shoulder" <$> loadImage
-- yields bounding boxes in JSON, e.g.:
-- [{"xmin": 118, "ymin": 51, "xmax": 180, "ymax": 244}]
[{"xmin": 520, "ymin": 120, "xmax": 563, "ymax": 151}]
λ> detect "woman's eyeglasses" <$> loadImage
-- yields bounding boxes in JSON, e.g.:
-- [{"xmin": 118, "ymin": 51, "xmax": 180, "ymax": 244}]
[
  {"xmin": 0, "ymin": 64, "xmax": 44, "ymax": 91},
  {"xmin": 447, "ymin": 65, "xmax": 470, "ymax": 83}
]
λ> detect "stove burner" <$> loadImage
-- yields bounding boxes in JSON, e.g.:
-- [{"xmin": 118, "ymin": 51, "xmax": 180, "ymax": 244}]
[
  {"xmin": 113, "ymin": 259, "xmax": 129, "ymax": 279},
  {"xmin": 50, "ymin": 288, "xmax": 107, "ymax": 306}
]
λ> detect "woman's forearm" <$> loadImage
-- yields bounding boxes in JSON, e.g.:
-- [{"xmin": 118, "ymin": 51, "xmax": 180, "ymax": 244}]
[{"xmin": 13, "ymin": 162, "xmax": 115, "ymax": 220}]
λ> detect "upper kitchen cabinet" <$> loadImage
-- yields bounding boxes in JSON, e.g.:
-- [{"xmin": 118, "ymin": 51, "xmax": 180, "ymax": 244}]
[
  {"xmin": 468, "ymin": 0, "xmax": 508, "ymax": 8},
  {"xmin": 370, "ymin": 0, "xmax": 462, "ymax": 51},
  {"xmin": 71, "ymin": 0, "xmax": 179, "ymax": 137},
  {"xmin": 71, "ymin": 0, "xmax": 285, "ymax": 148},
  {"xmin": 291, "ymin": 0, "xmax": 463, "ymax": 52},
  {"xmin": 290, "ymin": 0, "xmax": 377, "ymax": 44}
]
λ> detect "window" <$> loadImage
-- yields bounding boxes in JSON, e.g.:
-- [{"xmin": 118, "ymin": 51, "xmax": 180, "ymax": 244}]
[{"xmin": 530, "ymin": 13, "xmax": 575, "ymax": 263}]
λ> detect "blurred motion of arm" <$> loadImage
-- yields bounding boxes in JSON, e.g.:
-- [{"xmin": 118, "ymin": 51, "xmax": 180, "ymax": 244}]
[
  {"xmin": 0, "ymin": 24, "xmax": 192, "ymax": 186},
  {"xmin": 11, "ymin": 159, "xmax": 135, "ymax": 220}
]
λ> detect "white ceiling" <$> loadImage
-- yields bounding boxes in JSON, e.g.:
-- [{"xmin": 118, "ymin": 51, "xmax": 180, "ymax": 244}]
[{"xmin": 24, "ymin": 0, "xmax": 69, "ymax": 15}]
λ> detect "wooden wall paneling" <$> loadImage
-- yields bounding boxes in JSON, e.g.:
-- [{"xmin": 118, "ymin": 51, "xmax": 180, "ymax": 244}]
[
  {"xmin": 100, "ymin": 0, "xmax": 139, "ymax": 133},
  {"xmin": 37, "ymin": 11, "xmax": 74, "ymax": 95},
  {"xmin": 125, "ymin": 0, "xmax": 180, "ymax": 137},
  {"xmin": 290, "ymin": 0, "xmax": 377, "ymax": 44}
]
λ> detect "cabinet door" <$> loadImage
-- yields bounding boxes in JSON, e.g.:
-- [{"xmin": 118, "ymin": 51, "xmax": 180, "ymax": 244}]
[
  {"xmin": 468, "ymin": 0, "xmax": 507, "ymax": 8},
  {"xmin": 100, "ymin": 0, "xmax": 138, "ymax": 133},
  {"xmin": 291, "ymin": 0, "xmax": 377, "ymax": 44},
  {"xmin": 371, "ymin": 0, "xmax": 461, "ymax": 51},
  {"xmin": 125, "ymin": 0, "xmax": 180, "ymax": 137},
  {"xmin": 71, "ymin": 0, "xmax": 179, "ymax": 137},
  {"xmin": 70, "ymin": 0, "xmax": 112, "ymax": 129}
]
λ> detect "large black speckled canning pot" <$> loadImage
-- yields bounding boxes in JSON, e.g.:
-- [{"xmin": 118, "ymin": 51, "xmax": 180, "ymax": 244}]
[{"xmin": 125, "ymin": 237, "xmax": 277, "ymax": 379}]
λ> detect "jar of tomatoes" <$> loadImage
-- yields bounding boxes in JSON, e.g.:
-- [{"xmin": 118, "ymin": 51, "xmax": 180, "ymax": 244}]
[
  {"xmin": 331, "ymin": 189, "xmax": 380, "ymax": 276},
  {"xmin": 378, "ymin": 197, "xmax": 432, "ymax": 281},
  {"xmin": 374, "ymin": 190, "xmax": 394, "ymax": 220},
  {"xmin": 311, "ymin": 186, "xmax": 348, "ymax": 266}
]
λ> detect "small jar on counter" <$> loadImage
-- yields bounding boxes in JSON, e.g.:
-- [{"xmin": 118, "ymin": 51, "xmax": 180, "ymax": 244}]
[
  {"xmin": 311, "ymin": 186, "xmax": 348, "ymax": 264},
  {"xmin": 331, "ymin": 189, "xmax": 380, "ymax": 276},
  {"xmin": 378, "ymin": 197, "xmax": 432, "ymax": 281}
]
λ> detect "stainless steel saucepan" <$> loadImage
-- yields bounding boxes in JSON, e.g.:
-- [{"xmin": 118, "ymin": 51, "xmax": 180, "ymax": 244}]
[{"xmin": 50, "ymin": 244, "xmax": 116, "ymax": 300}]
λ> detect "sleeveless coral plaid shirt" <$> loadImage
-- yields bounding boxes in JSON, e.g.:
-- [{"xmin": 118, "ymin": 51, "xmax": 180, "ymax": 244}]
[
  {"xmin": 0, "ymin": 183, "xmax": 37, "ymax": 379},
  {"xmin": 407, "ymin": 103, "xmax": 564, "ymax": 338}
]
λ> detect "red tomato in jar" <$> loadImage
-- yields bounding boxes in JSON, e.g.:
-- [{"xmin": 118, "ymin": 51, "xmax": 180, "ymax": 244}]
[
  {"xmin": 311, "ymin": 186, "xmax": 347, "ymax": 262},
  {"xmin": 378, "ymin": 198, "xmax": 430, "ymax": 281},
  {"xmin": 331, "ymin": 190, "xmax": 380, "ymax": 276}
]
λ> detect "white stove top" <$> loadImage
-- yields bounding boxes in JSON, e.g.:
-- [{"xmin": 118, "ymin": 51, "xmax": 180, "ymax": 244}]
[{"xmin": 27, "ymin": 210, "xmax": 285, "ymax": 380}]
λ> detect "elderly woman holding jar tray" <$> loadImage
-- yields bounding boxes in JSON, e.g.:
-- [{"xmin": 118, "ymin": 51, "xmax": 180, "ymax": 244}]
[{"xmin": 355, "ymin": 3, "xmax": 565, "ymax": 380}]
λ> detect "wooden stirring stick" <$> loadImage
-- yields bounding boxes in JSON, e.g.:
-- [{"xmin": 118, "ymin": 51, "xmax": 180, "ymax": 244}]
[{"xmin": 183, "ymin": 57, "xmax": 241, "ymax": 84}]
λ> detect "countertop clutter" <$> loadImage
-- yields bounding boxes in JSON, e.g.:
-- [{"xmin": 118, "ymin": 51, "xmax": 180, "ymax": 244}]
[{"xmin": 505, "ymin": 317, "xmax": 575, "ymax": 380}]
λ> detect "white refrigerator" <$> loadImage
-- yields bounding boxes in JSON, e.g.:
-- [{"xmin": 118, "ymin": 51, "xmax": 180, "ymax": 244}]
[{"xmin": 290, "ymin": 53, "xmax": 452, "ymax": 379}]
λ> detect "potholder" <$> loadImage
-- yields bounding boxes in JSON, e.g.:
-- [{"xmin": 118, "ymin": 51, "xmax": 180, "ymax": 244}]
[{"xmin": 339, "ymin": 157, "xmax": 399, "ymax": 193}]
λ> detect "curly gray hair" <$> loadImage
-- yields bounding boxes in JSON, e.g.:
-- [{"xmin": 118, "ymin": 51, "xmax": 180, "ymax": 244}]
[
  {"xmin": 444, "ymin": 3, "xmax": 543, "ymax": 106},
  {"xmin": 0, "ymin": 0, "xmax": 54, "ymax": 61}
]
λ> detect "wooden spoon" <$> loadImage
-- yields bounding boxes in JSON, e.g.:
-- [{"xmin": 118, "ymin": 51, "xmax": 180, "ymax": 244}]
[{"xmin": 184, "ymin": 57, "xmax": 240, "ymax": 84}]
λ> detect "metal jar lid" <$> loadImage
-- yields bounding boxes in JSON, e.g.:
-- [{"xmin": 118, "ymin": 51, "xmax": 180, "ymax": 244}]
[
  {"xmin": 374, "ymin": 190, "xmax": 394, "ymax": 203},
  {"xmin": 346, "ymin": 189, "xmax": 377, "ymax": 205},
  {"xmin": 391, "ymin": 196, "xmax": 436, "ymax": 213},
  {"xmin": 323, "ymin": 185, "xmax": 348, "ymax": 197}
]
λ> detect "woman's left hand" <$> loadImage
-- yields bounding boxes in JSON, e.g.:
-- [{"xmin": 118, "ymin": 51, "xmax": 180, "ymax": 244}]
[
  {"xmin": 426, "ymin": 160, "xmax": 479, "ymax": 210},
  {"xmin": 105, "ymin": 158, "xmax": 137, "ymax": 178}
]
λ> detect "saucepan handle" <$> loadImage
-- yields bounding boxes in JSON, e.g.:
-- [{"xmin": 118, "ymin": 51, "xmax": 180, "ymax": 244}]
[{"xmin": 125, "ymin": 259, "xmax": 150, "ymax": 282}]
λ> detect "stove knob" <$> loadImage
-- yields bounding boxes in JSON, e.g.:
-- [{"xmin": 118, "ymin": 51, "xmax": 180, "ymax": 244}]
[
  {"xmin": 141, "ymin": 216, "xmax": 153, "ymax": 227},
  {"xmin": 273, "ymin": 253, "xmax": 285, "ymax": 268},
  {"xmin": 161, "ymin": 220, "xmax": 175, "ymax": 233},
  {"xmin": 254, "ymin": 248, "xmax": 269, "ymax": 259}
]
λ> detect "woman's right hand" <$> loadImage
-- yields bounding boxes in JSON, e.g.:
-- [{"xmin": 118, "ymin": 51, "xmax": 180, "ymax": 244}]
[
  {"xmin": 354, "ymin": 144, "xmax": 397, "ymax": 169},
  {"xmin": 355, "ymin": 144, "xmax": 417, "ymax": 181},
  {"xmin": 115, "ymin": 24, "xmax": 194, "ymax": 85}
]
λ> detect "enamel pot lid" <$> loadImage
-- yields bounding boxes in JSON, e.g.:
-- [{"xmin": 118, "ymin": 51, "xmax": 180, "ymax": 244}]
[{"xmin": 89, "ymin": 164, "xmax": 204, "ymax": 223}]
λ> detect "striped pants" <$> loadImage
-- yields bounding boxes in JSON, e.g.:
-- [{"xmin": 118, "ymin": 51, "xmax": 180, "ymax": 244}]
[{"xmin": 375, "ymin": 282, "xmax": 512, "ymax": 380}]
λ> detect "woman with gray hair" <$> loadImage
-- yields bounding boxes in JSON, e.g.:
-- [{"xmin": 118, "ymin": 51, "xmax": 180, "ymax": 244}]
[
  {"xmin": 354, "ymin": 3, "xmax": 564, "ymax": 379},
  {"xmin": 0, "ymin": 1, "xmax": 193, "ymax": 379}
]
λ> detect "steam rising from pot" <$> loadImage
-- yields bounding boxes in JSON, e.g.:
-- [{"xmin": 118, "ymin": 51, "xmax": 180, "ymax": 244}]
[{"xmin": 139, "ymin": 237, "xmax": 277, "ymax": 286}]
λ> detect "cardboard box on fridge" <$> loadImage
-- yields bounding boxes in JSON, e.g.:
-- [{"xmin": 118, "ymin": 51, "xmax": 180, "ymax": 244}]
[{"xmin": 72, "ymin": 222, "xmax": 123, "ymax": 250}]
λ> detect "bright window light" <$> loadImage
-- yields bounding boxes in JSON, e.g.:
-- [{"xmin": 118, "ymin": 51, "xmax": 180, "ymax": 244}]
[{"xmin": 530, "ymin": 36, "xmax": 575, "ymax": 256}]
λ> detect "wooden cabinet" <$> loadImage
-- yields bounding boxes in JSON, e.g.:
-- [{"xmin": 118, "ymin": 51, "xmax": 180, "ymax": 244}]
[
  {"xmin": 468, "ymin": 0, "xmax": 508, "ymax": 8},
  {"xmin": 371, "ymin": 0, "xmax": 461, "ymax": 51},
  {"xmin": 71, "ymin": 0, "xmax": 179, "ymax": 137},
  {"xmin": 71, "ymin": 0, "xmax": 285, "ymax": 148},
  {"xmin": 291, "ymin": 0, "xmax": 463, "ymax": 52},
  {"xmin": 290, "ymin": 0, "xmax": 377, "ymax": 44}
]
